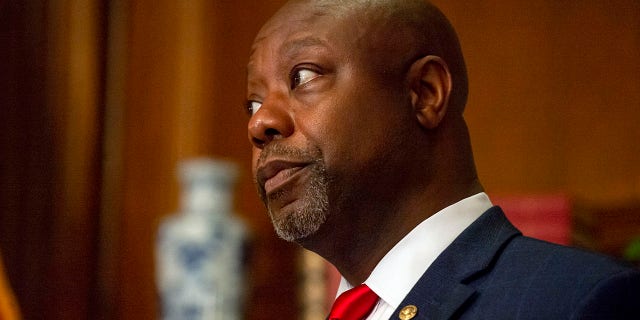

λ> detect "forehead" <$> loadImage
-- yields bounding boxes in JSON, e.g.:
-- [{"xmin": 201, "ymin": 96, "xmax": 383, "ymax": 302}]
[{"xmin": 247, "ymin": 3, "xmax": 360, "ymax": 72}]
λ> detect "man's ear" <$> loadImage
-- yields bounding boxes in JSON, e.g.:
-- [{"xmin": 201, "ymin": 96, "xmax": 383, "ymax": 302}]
[{"xmin": 408, "ymin": 55, "xmax": 452, "ymax": 129}]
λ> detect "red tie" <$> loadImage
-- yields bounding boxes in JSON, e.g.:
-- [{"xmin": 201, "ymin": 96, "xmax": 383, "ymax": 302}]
[{"xmin": 328, "ymin": 284, "xmax": 379, "ymax": 320}]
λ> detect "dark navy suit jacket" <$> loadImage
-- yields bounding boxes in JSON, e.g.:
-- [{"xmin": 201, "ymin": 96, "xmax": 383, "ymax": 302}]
[{"xmin": 392, "ymin": 206, "xmax": 640, "ymax": 319}]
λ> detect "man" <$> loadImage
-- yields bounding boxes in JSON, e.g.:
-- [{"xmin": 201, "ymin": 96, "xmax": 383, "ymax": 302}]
[{"xmin": 245, "ymin": 0, "xmax": 640, "ymax": 319}]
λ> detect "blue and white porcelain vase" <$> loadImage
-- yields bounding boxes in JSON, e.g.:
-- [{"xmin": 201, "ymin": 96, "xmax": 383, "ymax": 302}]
[{"xmin": 157, "ymin": 158, "xmax": 246, "ymax": 320}]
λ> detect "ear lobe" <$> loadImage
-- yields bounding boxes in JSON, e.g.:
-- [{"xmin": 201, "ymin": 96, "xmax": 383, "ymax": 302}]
[{"xmin": 409, "ymin": 55, "xmax": 452, "ymax": 129}]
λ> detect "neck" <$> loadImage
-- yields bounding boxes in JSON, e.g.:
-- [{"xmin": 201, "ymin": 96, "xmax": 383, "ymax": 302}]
[{"xmin": 304, "ymin": 181, "xmax": 484, "ymax": 285}]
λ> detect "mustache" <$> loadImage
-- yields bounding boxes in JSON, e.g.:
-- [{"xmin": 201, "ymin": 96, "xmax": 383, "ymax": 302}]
[{"xmin": 257, "ymin": 143, "xmax": 318, "ymax": 169}]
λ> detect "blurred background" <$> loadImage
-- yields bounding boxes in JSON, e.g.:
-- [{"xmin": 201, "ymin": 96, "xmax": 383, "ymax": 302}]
[{"xmin": 0, "ymin": 0, "xmax": 638, "ymax": 319}]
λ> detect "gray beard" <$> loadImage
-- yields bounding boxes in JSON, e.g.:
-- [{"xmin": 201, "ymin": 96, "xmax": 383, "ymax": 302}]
[
  {"xmin": 267, "ymin": 161, "xmax": 329, "ymax": 242},
  {"xmin": 256, "ymin": 144, "xmax": 329, "ymax": 242}
]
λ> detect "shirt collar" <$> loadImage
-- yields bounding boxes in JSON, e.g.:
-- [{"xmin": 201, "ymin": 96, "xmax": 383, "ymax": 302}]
[{"xmin": 336, "ymin": 192, "xmax": 493, "ymax": 309}]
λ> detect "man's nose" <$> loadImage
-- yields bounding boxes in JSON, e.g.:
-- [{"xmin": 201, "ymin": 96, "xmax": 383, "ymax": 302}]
[{"xmin": 247, "ymin": 95, "xmax": 294, "ymax": 149}]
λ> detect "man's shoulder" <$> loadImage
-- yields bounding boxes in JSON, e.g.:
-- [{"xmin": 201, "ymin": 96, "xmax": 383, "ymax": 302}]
[
  {"xmin": 397, "ymin": 210, "xmax": 640, "ymax": 319},
  {"xmin": 467, "ymin": 235, "xmax": 640, "ymax": 318},
  {"xmin": 501, "ymin": 235, "xmax": 634, "ymax": 277}
]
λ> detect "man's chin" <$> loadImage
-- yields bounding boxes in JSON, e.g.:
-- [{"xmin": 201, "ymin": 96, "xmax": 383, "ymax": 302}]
[
  {"xmin": 271, "ymin": 219, "xmax": 323, "ymax": 243},
  {"xmin": 269, "ymin": 205, "xmax": 326, "ymax": 243}
]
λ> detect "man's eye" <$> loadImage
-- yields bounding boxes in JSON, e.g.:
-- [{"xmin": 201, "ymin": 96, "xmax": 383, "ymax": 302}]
[
  {"xmin": 291, "ymin": 68, "xmax": 320, "ymax": 89},
  {"xmin": 246, "ymin": 101, "xmax": 262, "ymax": 115}
]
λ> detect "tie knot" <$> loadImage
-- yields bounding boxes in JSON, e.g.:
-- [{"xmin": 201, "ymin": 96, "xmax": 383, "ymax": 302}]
[{"xmin": 328, "ymin": 284, "xmax": 379, "ymax": 320}]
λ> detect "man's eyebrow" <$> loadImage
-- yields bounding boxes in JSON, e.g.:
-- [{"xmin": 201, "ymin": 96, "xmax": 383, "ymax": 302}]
[
  {"xmin": 247, "ymin": 36, "xmax": 329, "ymax": 75},
  {"xmin": 278, "ymin": 36, "xmax": 329, "ymax": 58}
]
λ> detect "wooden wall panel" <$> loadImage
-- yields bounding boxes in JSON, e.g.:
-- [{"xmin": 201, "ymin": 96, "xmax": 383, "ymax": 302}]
[
  {"xmin": 0, "ymin": 0, "xmax": 105, "ymax": 319},
  {"xmin": 45, "ymin": 1, "xmax": 104, "ymax": 318},
  {"xmin": 119, "ymin": 2, "xmax": 181, "ymax": 317},
  {"xmin": 558, "ymin": 1, "xmax": 640, "ymax": 202},
  {"xmin": 434, "ymin": 0, "xmax": 640, "ymax": 202},
  {"xmin": 0, "ymin": 2, "xmax": 53, "ymax": 318}
]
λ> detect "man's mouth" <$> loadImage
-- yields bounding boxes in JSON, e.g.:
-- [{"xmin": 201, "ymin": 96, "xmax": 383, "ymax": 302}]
[{"xmin": 257, "ymin": 160, "xmax": 310, "ymax": 196}]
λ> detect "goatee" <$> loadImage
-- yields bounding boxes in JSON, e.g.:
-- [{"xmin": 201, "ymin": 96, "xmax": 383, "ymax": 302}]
[{"xmin": 255, "ymin": 144, "xmax": 329, "ymax": 242}]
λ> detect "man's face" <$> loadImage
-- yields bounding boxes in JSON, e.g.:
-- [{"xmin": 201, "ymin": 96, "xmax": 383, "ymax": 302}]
[{"xmin": 246, "ymin": 3, "xmax": 413, "ymax": 242}]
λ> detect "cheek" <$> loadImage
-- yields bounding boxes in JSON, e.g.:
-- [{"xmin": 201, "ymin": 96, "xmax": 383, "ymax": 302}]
[{"xmin": 302, "ymin": 106, "xmax": 384, "ymax": 172}]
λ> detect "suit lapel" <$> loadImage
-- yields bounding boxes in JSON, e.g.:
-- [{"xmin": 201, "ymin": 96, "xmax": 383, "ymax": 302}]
[{"xmin": 392, "ymin": 207, "xmax": 521, "ymax": 320}]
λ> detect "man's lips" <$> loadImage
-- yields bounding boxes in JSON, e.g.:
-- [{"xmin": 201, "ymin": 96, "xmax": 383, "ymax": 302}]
[{"xmin": 257, "ymin": 160, "xmax": 309, "ymax": 195}]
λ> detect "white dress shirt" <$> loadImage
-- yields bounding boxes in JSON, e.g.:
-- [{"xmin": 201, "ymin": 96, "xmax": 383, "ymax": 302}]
[{"xmin": 334, "ymin": 193, "xmax": 493, "ymax": 320}]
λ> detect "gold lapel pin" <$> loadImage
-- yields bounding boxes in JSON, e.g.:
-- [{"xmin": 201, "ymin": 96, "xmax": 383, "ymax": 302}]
[{"xmin": 399, "ymin": 305, "xmax": 418, "ymax": 320}]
